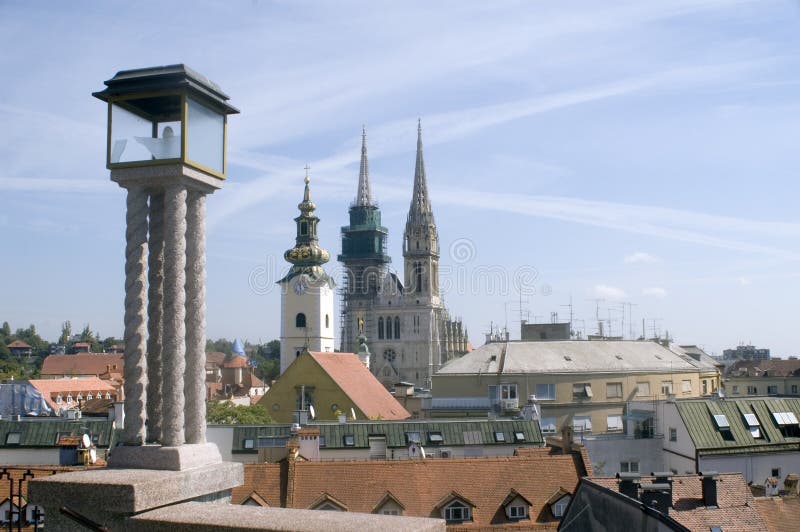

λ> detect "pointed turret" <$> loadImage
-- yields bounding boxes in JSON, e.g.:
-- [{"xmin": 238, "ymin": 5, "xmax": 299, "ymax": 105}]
[
  {"xmin": 407, "ymin": 120, "xmax": 435, "ymax": 226},
  {"xmin": 356, "ymin": 126, "xmax": 372, "ymax": 206},
  {"xmin": 279, "ymin": 170, "xmax": 331, "ymax": 283}
]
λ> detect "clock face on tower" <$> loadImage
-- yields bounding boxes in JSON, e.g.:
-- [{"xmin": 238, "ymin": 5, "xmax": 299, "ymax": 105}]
[{"xmin": 293, "ymin": 279, "xmax": 306, "ymax": 295}]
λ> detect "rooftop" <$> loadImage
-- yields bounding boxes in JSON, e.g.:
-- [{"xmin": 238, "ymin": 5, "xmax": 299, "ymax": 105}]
[
  {"xmin": 437, "ymin": 340, "xmax": 700, "ymax": 375},
  {"xmin": 586, "ymin": 473, "xmax": 768, "ymax": 531},
  {"xmin": 41, "ymin": 353, "xmax": 123, "ymax": 377},
  {"xmin": 727, "ymin": 359, "xmax": 800, "ymax": 378}
]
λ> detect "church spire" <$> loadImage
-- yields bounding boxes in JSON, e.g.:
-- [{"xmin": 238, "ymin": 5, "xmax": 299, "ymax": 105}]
[
  {"xmin": 408, "ymin": 119, "xmax": 434, "ymax": 226},
  {"xmin": 355, "ymin": 125, "xmax": 372, "ymax": 206}
]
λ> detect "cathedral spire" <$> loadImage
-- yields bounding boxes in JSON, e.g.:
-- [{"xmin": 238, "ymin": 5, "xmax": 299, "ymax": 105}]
[
  {"xmin": 408, "ymin": 119, "xmax": 434, "ymax": 226},
  {"xmin": 355, "ymin": 125, "xmax": 372, "ymax": 206}
]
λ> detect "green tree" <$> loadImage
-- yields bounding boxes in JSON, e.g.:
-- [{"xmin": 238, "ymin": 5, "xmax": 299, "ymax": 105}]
[
  {"xmin": 1, "ymin": 322, "xmax": 10, "ymax": 338},
  {"xmin": 252, "ymin": 339, "xmax": 281, "ymax": 383},
  {"xmin": 206, "ymin": 401, "xmax": 273, "ymax": 424},
  {"xmin": 59, "ymin": 321, "xmax": 72, "ymax": 345},
  {"xmin": 79, "ymin": 324, "xmax": 102, "ymax": 353},
  {"xmin": 206, "ymin": 338, "xmax": 233, "ymax": 356}
]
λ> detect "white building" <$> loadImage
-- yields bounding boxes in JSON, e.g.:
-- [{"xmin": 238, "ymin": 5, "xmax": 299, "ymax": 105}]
[{"xmin": 278, "ymin": 174, "xmax": 336, "ymax": 374}]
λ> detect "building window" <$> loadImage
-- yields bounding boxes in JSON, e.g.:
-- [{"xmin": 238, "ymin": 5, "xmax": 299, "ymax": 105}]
[
  {"xmin": 606, "ymin": 382, "xmax": 623, "ymax": 399},
  {"xmin": 394, "ymin": 316, "xmax": 400, "ymax": 339},
  {"xmin": 793, "ymin": 385, "xmax": 799, "ymax": 394},
  {"xmin": 295, "ymin": 313, "xmax": 307, "ymax": 328},
  {"xmin": 772, "ymin": 468, "xmax": 781, "ymax": 478},
  {"xmin": 682, "ymin": 380, "xmax": 692, "ymax": 394},
  {"xmin": 5, "ymin": 432, "xmax": 21, "ymax": 445},
  {"xmin": 535, "ymin": 383, "xmax": 556, "ymax": 400},
  {"xmin": 378, "ymin": 317, "xmax": 384, "ymax": 339},
  {"xmin": 343, "ymin": 434, "xmax": 355, "ymax": 447},
  {"xmin": 747, "ymin": 386, "xmax": 757, "ymax": 395},
  {"xmin": 56, "ymin": 394, "xmax": 63, "ymax": 404},
  {"xmin": 572, "ymin": 416, "xmax": 592, "ymax": 433},
  {"xmin": 385, "ymin": 317, "xmax": 393, "ymax": 339},
  {"xmin": 382, "ymin": 510, "xmax": 400, "ymax": 516},
  {"xmin": 508, "ymin": 505, "xmax": 527, "ymax": 519},
  {"xmin": 494, "ymin": 431, "xmax": 506, "ymax": 442},
  {"xmin": 319, "ymin": 436, "xmax": 326, "ymax": 447},
  {"xmin": 732, "ymin": 385, "xmax": 739, "ymax": 394},
  {"xmin": 295, "ymin": 387, "xmax": 314, "ymax": 411},
  {"xmin": 702, "ymin": 380, "xmax": 708, "ymax": 395},
  {"xmin": 551, "ymin": 495, "xmax": 571, "ymax": 518},
  {"xmin": 661, "ymin": 381, "xmax": 673, "ymax": 395},
  {"xmin": 415, "ymin": 262, "xmax": 423, "ymax": 294},
  {"xmin": 500, "ymin": 384, "xmax": 517, "ymax": 400},
  {"xmin": 514, "ymin": 431, "xmax": 526, "ymax": 442},
  {"xmin": 768, "ymin": 385, "xmax": 778, "ymax": 395},
  {"xmin": 606, "ymin": 415, "xmax": 623, "ymax": 432},
  {"xmin": 540, "ymin": 417, "xmax": 557, "ymax": 434},
  {"xmin": 635, "ymin": 382, "xmax": 650, "ymax": 397},
  {"xmin": 325, "ymin": 314, "xmax": 329, "ymax": 328},
  {"xmin": 669, "ymin": 428, "xmax": 677, "ymax": 442},
  {"xmin": 243, "ymin": 439, "xmax": 254, "ymax": 449},
  {"xmin": 443, "ymin": 501, "xmax": 471, "ymax": 523},
  {"xmin": 572, "ymin": 383, "xmax": 592, "ymax": 400},
  {"xmin": 620, "ymin": 461, "xmax": 639, "ymax": 473}
]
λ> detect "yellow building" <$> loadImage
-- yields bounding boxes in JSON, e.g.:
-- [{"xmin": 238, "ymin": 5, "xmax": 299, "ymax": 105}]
[
  {"xmin": 258, "ymin": 350, "xmax": 410, "ymax": 423},
  {"xmin": 431, "ymin": 340, "xmax": 719, "ymax": 436}
]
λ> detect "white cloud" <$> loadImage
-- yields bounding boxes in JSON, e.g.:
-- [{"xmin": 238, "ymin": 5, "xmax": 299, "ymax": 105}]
[
  {"xmin": 625, "ymin": 252, "xmax": 659, "ymax": 264},
  {"xmin": 594, "ymin": 284, "xmax": 627, "ymax": 300},
  {"xmin": 642, "ymin": 287, "xmax": 668, "ymax": 298}
]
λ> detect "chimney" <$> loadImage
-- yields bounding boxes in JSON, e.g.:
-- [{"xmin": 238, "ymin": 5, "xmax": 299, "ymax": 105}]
[
  {"xmin": 617, "ymin": 472, "xmax": 640, "ymax": 499},
  {"xmin": 640, "ymin": 483, "xmax": 672, "ymax": 515},
  {"xmin": 700, "ymin": 471, "xmax": 719, "ymax": 507},
  {"xmin": 561, "ymin": 424, "xmax": 574, "ymax": 453}
]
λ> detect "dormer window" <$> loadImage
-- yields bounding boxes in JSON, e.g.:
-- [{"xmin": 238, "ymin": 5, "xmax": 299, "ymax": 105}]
[
  {"xmin": 56, "ymin": 394, "xmax": 63, "ymax": 404},
  {"xmin": 427, "ymin": 432, "xmax": 444, "ymax": 445},
  {"xmin": 443, "ymin": 501, "xmax": 471, "ymax": 523},
  {"xmin": 502, "ymin": 490, "xmax": 532, "ymax": 521},
  {"xmin": 404, "ymin": 432, "xmax": 421, "ymax": 444},
  {"xmin": 310, "ymin": 493, "xmax": 347, "ymax": 512},
  {"xmin": 105, "ymin": 392, "xmax": 112, "ymax": 399},
  {"xmin": 87, "ymin": 392, "xmax": 93, "ymax": 400},
  {"xmin": 514, "ymin": 431, "xmax": 526, "ymax": 442},
  {"xmin": 66, "ymin": 394, "xmax": 73, "ymax": 403},
  {"xmin": 343, "ymin": 434, "xmax": 355, "ymax": 447},
  {"xmin": 551, "ymin": 495, "xmax": 571, "ymax": 518}
]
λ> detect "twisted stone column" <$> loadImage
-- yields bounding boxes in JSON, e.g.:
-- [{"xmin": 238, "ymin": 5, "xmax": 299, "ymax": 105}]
[
  {"xmin": 162, "ymin": 184, "xmax": 187, "ymax": 447},
  {"xmin": 146, "ymin": 192, "xmax": 165, "ymax": 443},
  {"xmin": 184, "ymin": 190, "xmax": 207, "ymax": 444},
  {"xmin": 123, "ymin": 188, "xmax": 149, "ymax": 445}
]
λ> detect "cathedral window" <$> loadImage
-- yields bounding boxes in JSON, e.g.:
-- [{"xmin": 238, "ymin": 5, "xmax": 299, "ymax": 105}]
[
  {"xmin": 394, "ymin": 317, "xmax": 401, "ymax": 339},
  {"xmin": 386, "ymin": 317, "xmax": 393, "ymax": 339},
  {"xmin": 295, "ymin": 313, "xmax": 307, "ymax": 328},
  {"xmin": 378, "ymin": 317, "xmax": 384, "ymax": 339},
  {"xmin": 415, "ymin": 262, "xmax": 422, "ymax": 293}
]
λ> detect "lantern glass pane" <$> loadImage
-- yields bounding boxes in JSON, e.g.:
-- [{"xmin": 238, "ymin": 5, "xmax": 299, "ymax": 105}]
[{"xmin": 187, "ymin": 97, "xmax": 224, "ymax": 173}]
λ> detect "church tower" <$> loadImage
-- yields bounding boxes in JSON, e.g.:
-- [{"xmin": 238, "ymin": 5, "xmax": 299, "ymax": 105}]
[
  {"xmin": 278, "ymin": 171, "xmax": 335, "ymax": 374},
  {"xmin": 403, "ymin": 121, "xmax": 440, "ymax": 305},
  {"xmin": 338, "ymin": 127, "xmax": 391, "ymax": 353}
]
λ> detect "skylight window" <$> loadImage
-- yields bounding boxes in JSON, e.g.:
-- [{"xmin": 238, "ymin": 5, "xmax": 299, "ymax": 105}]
[
  {"xmin": 427, "ymin": 432, "xmax": 444, "ymax": 444},
  {"xmin": 243, "ymin": 439, "xmax": 254, "ymax": 449},
  {"xmin": 712, "ymin": 414, "xmax": 730, "ymax": 429},
  {"xmin": 494, "ymin": 431, "xmax": 506, "ymax": 442},
  {"xmin": 743, "ymin": 413, "xmax": 760, "ymax": 427},
  {"xmin": 343, "ymin": 434, "xmax": 355, "ymax": 446},
  {"xmin": 514, "ymin": 431, "xmax": 526, "ymax": 442},
  {"xmin": 405, "ymin": 432, "xmax": 421, "ymax": 444},
  {"xmin": 771, "ymin": 412, "xmax": 798, "ymax": 426}
]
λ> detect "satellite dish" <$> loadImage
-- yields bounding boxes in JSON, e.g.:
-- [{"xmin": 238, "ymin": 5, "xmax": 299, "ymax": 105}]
[
  {"xmin": 82, "ymin": 434, "xmax": 91, "ymax": 448},
  {"xmin": 308, "ymin": 405, "xmax": 316, "ymax": 420},
  {"xmin": 89, "ymin": 448, "xmax": 97, "ymax": 464},
  {"xmin": 350, "ymin": 407, "xmax": 357, "ymax": 420}
]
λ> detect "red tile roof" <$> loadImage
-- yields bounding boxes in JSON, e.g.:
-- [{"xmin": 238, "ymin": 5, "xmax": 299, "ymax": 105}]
[
  {"xmin": 309, "ymin": 352, "xmax": 410, "ymax": 420},
  {"xmin": 753, "ymin": 497, "xmax": 800, "ymax": 532},
  {"xmin": 7, "ymin": 340, "xmax": 32, "ymax": 349},
  {"xmin": 728, "ymin": 359, "xmax": 800, "ymax": 377},
  {"xmin": 589, "ymin": 473, "xmax": 769, "ymax": 531},
  {"xmin": 223, "ymin": 355, "xmax": 250, "ymax": 368},
  {"xmin": 233, "ymin": 448, "xmax": 586, "ymax": 529},
  {"xmin": 28, "ymin": 378, "xmax": 117, "ymax": 410},
  {"xmin": 41, "ymin": 354, "xmax": 123, "ymax": 377}
]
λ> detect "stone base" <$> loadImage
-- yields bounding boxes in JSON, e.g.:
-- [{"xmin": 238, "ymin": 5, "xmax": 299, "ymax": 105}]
[
  {"xmin": 108, "ymin": 442, "xmax": 222, "ymax": 471},
  {"xmin": 29, "ymin": 461, "xmax": 243, "ymax": 531}
]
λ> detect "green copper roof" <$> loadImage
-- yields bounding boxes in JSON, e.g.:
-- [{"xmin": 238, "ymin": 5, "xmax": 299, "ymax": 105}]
[
  {"xmin": 0, "ymin": 419, "xmax": 117, "ymax": 448},
  {"xmin": 676, "ymin": 397, "xmax": 800, "ymax": 454},
  {"xmin": 228, "ymin": 419, "xmax": 543, "ymax": 453}
]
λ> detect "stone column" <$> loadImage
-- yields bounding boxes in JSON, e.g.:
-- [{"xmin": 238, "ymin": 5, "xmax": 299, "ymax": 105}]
[
  {"xmin": 146, "ymin": 192, "xmax": 165, "ymax": 443},
  {"xmin": 122, "ymin": 187, "xmax": 149, "ymax": 445},
  {"xmin": 162, "ymin": 184, "xmax": 187, "ymax": 447},
  {"xmin": 184, "ymin": 190, "xmax": 207, "ymax": 444}
]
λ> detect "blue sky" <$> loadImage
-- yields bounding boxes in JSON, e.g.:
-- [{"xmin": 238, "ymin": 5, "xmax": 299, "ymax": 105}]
[{"xmin": 1, "ymin": 0, "xmax": 799, "ymax": 357}]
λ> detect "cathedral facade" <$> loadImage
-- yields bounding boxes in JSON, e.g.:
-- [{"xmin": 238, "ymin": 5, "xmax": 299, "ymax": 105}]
[{"xmin": 339, "ymin": 124, "xmax": 468, "ymax": 389}]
